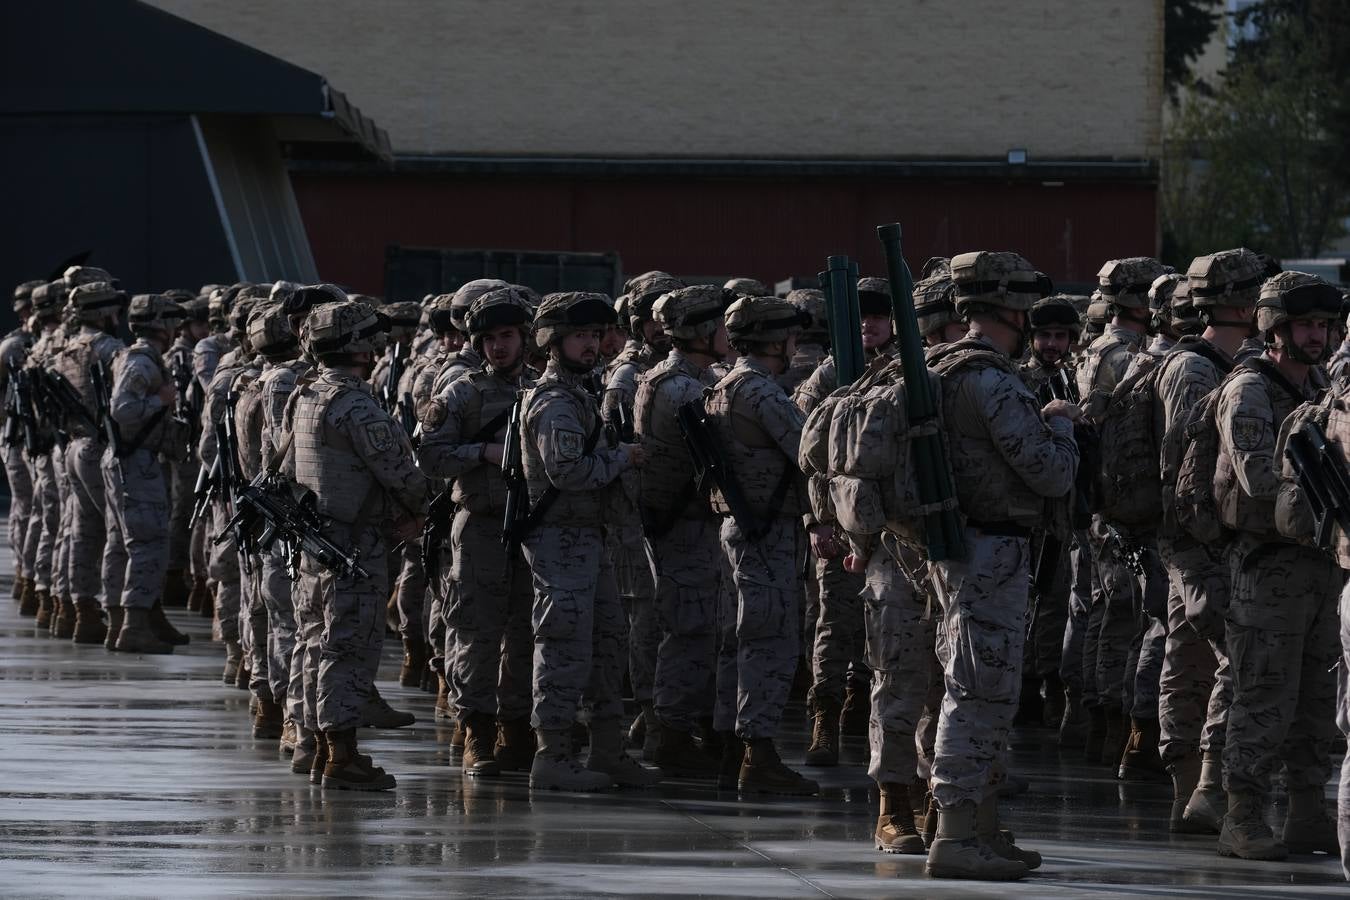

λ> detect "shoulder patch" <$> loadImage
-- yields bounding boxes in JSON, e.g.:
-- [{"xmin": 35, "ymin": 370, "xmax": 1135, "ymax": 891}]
[
  {"xmin": 366, "ymin": 421, "xmax": 395, "ymax": 453},
  {"xmin": 1230, "ymin": 415, "xmax": 1265, "ymax": 452},
  {"xmin": 422, "ymin": 399, "xmax": 448, "ymax": 429},
  {"xmin": 556, "ymin": 429, "xmax": 584, "ymax": 461}
]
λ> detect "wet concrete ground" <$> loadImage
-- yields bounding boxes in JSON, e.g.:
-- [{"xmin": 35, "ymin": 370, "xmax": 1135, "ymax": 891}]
[{"xmin": 0, "ymin": 549, "xmax": 1345, "ymax": 897}]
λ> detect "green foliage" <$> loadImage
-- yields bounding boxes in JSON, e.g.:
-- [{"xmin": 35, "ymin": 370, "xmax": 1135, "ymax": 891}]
[{"xmin": 1164, "ymin": 0, "xmax": 1221, "ymax": 96}]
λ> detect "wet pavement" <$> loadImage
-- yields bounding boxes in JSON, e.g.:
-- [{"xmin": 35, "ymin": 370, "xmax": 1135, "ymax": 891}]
[{"xmin": 0, "ymin": 548, "xmax": 1345, "ymax": 897}]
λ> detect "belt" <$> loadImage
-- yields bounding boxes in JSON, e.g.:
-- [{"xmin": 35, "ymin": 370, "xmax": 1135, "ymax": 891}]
[{"xmin": 966, "ymin": 519, "xmax": 1031, "ymax": 539}]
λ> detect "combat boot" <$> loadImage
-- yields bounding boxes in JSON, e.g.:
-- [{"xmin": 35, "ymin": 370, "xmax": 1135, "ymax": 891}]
[
  {"xmin": 52, "ymin": 594, "xmax": 75, "ymax": 639},
  {"xmin": 114, "ymin": 607, "xmax": 175, "ymax": 655},
  {"xmin": 655, "ymin": 723, "xmax": 720, "ymax": 779},
  {"xmin": 198, "ymin": 581, "xmax": 215, "ymax": 619},
  {"xmin": 434, "ymin": 674, "xmax": 453, "ymax": 722},
  {"xmin": 494, "ymin": 717, "xmax": 535, "ymax": 772},
  {"xmin": 1117, "ymin": 716, "xmax": 1166, "ymax": 781},
  {"xmin": 626, "ymin": 703, "xmax": 649, "ymax": 749},
  {"xmin": 12, "ymin": 575, "xmax": 24, "ymax": 601},
  {"xmin": 398, "ymin": 637, "xmax": 426, "ymax": 688},
  {"xmin": 715, "ymin": 732, "xmax": 743, "ymax": 790},
  {"xmin": 1218, "ymin": 791, "xmax": 1286, "ymax": 860},
  {"xmin": 149, "ymin": 601, "xmax": 190, "ymax": 646},
  {"xmin": 252, "ymin": 695, "xmax": 285, "ymax": 740},
  {"xmin": 875, "ymin": 782, "xmax": 925, "ymax": 854},
  {"xmin": 291, "ymin": 727, "xmax": 316, "ymax": 775},
  {"xmin": 1058, "ymin": 691, "xmax": 1086, "ymax": 746},
  {"xmin": 104, "ymin": 607, "xmax": 124, "ymax": 650},
  {"xmin": 384, "ymin": 588, "xmax": 400, "ymax": 635},
  {"xmin": 588, "ymin": 718, "xmax": 659, "ymax": 787},
  {"xmin": 840, "ymin": 679, "xmax": 871, "ymax": 737},
  {"xmin": 1083, "ymin": 705, "xmax": 1106, "ymax": 760},
  {"xmin": 72, "ymin": 599, "xmax": 107, "ymax": 645},
  {"xmin": 977, "ymin": 795, "xmax": 1041, "ymax": 870},
  {"xmin": 280, "ymin": 719, "xmax": 298, "ymax": 754},
  {"xmin": 1100, "ymin": 706, "xmax": 1127, "ymax": 767},
  {"xmin": 738, "ymin": 738, "xmax": 818, "ymax": 795},
  {"xmin": 322, "ymin": 729, "xmax": 396, "ymax": 791},
  {"xmin": 1282, "ymin": 787, "xmax": 1338, "ymax": 854},
  {"xmin": 1166, "ymin": 754, "xmax": 1201, "ymax": 833},
  {"xmin": 235, "ymin": 660, "xmax": 251, "ymax": 690},
  {"xmin": 18, "ymin": 579, "xmax": 38, "ymax": 617},
  {"xmin": 161, "ymin": 569, "xmax": 190, "ymax": 608},
  {"xmin": 921, "ymin": 791, "xmax": 939, "ymax": 847},
  {"xmin": 925, "ymin": 801, "xmax": 1028, "ymax": 881},
  {"xmin": 308, "ymin": 732, "xmax": 328, "ymax": 784},
  {"xmin": 222, "ymin": 640, "xmax": 243, "ymax": 685},
  {"xmin": 529, "ymin": 728, "xmax": 612, "ymax": 792},
  {"xmin": 1180, "ymin": 749, "xmax": 1225, "ymax": 834},
  {"xmin": 460, "ymin": 712, "xmax": 501, "ymax": 777},
  {"xmin": 360, "ymin": 688, "xmax": 415, "ymax": 729},
  {"xmin": 804, "ymin": 700, "xmax": 841, "ymax": 767},
  {"xmin": 33, "ymin": 588, "xmax": 53, "ymax": 629}
]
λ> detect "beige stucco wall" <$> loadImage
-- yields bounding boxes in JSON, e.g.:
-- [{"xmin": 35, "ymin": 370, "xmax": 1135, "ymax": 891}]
[{"xmin": 147, "ymin": 0, "xmax": 1163, "ymax": 160}]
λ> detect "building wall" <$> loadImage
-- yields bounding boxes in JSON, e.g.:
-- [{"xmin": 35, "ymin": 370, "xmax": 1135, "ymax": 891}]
[{"xmin": 147, "ymin": 0, "xmax": 1163, "ymax": 161}]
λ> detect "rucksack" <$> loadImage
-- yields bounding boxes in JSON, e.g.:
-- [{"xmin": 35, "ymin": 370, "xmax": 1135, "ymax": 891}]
[
  {"xmin": 1092, "ymin": 353, "xmax": 1165, "ymax": 529},
  {"xmin": 1170, "ymin": 386, "xmax": 1228, "ymax": 545},
  {"xmin": 1154, "ymin": 340, "xmax": 1237, "ymax": 536}
]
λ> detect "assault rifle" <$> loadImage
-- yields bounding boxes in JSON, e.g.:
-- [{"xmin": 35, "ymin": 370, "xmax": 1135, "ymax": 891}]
[
  {"xmin": 214, "ymin": 472, "xmax": 369, "ymax": 581},
  {"xmin": 1, "ymin": 366, "xmax": 20, "ymax": 448},
  {"xmin": 677, "ymin": 397, "xmax": 767, "ymax": 541},
  {"xmin": 189, "ymin": 454, "xmax": 220, "ymax": 528},
  {"xmin": 90, "ymin": 359, "xmax": 120, "ymax": 457},
  {"xmin": 396, "ymin": 390, "xmax": 418, "ymax": 440},
  {"xmin": 6, "ymin": 362, "xmax": 41, "ymax": 455},
  {"xmin": 37, "ymin": 369, "xmax": 101, "ymax": 447},
  {"xmin": 170, "ymin": 357, "xmax": 204, "ymax": 459},
  {"xmin": 421, "ymin": 489, "xmax": 456, "ymax": 576},
  {"xmin": 500, "ymin": 397, "xmax": 528, "ymax": 555},
  {"xmin": 1284, "ymin": 419, "xmax": 1350, "ymax": 550},
  {"xmin": 381, "ymin": 343, "xmax": 407, "ymax": 420},
  {"xmin": 1104, "ymin": 524, "xmax": 1146, "ymax": 577}
]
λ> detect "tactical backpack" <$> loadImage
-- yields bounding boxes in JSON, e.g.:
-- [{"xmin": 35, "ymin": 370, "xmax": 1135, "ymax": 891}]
[
  {"xmin": 1092, "ymin": 353, "xmax": 1166, "ymax": 529},
  {"xmin": 1155, "ymin": 340, "xmax": 1236, "ymax": 538},
  {"xmin": 1170, "ymin": 386, "xmax": 1228, "ymax": 545}
]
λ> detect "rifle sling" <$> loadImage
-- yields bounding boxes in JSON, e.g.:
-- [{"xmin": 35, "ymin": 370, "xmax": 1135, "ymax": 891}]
[{"xmin": 115, "ymin": 407, "xmax": 167, "ymax": 459}]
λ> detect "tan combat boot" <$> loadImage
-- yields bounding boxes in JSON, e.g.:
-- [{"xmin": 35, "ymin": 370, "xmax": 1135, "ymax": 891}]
[
  {"xmin": 494, "ymin": 717, "xmax": 535, "ymax": 772},
  {"xmin": 322, "ymin": 729, "xmax": 396, "ymax": 791},
  {"xmin": 1166, "ymin": 754, "xmax": 1201, "ymax": 833},
  {"xmin": 161, "ymin": 569, "xmax": 190, "ymax": 608},
  {"xmin": 11, "ymin": 574, "xmax": 24, "ymax": 602},
  {"xmin": 114, "ymin": 607, "xmax": 175, "ymax": 655},
  {"xmin": 18, "ymin": 579, "xmax": 39, "ymax": 617},
  {"xmin": 33, "ymin": 588, "xmax": 53, "ymax": 629},
  {"xmin": 222, "ymin": 640, "xmax": 243, "ymax": 684},
  {"xmin": 434, "ymin": 674, "xmax": 453, "ymax": 723},
  {"xmin": 588, "ymin": 718, "xmax": 659, "ymax": 787},
  {"xmin": 398, "ymin": 637, "xmax": 426, "ymax": 688},
  {"xmin": 52, "ymin": 594, "xmax": 75, "ymax": 639},
  {"xmin": 1282, "ymin": 787, "xmax": 1338, "ymax": 854},
  {"xmin": 252, "ymin": 695, "xmax": 285, "ymax": 740},
  {"xmin": 655, "ymin": 723, "xmax": 721, "ymax": 779},
  {"xmin": 804, "ymin": 700, "xmax": 841, "ymax": 767},
  {"xmin": 1117, "ymin": 716, "xmax": 1167, "ymax": 781},
  {"xmin": 460, "ymin": 711, "xmax": 501, "ymax": 777},
  {"xmin": 925, "ymin": 801, "xmax": 1028, "ymax": 881},
  {"xmin": 739, "ymin": 738, "xmax": 818, "ymax": 795},
  {"xmin": 1180, "ymin": 749, "xmax": 1225, "ymax": 834},
  {"xmin": 306, "ymin": 730, "xmax": 327, "ymax": 782},
  {"xmin": 290, "ymin": 726, "xmax": 315, "ymax": 774},
  {"xmin": 530, "ymin": 728, "xmax": 612, "ymax": 792},
  {"xmin": 1218, "ymin": 791, "xmax": 1286, "ymax": 860},
  {"xmin": 104, "ymin": 607, "xmax": 125, "ymax": 651},
  {"xmin": 149, "ymin": 601, "xmax": 190, "ymax": 646},
  {"xmin": 72, "ymin": 599, "xmax": 107, "ymax": 646},
  {"xmin": 875, "ymin": 782, "xmax": 925, "ymax": 854},
  {"xmin": 279, "ymin": 719, "xmax": 298, "ymax": 755},
  {"xmin": 977, "ymin": 795, "xmax": 1042, "ymax": 870}
]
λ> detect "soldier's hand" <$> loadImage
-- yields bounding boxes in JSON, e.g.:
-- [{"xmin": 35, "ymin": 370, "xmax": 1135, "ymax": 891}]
[
  {"xmin": 843, "ymin": 552, "xmax": 868, "ymax": 573},
  {"xmin": 482, "ymin": 443, "xmax": 505, "ymax": 467},
  {"xmin": 157, "ymin": 383, "xmax": 177, "ymax": 406},
  {"xmin": 1042, "ymin": 399, "xmax": 1082, "ymax": 422},
  {"xmin": 622, "ymin": 443, "xmax": 648, "ymax": 468},
  {"xmin": 809, "ymin": 524, "xmax": 840, "ymax": 559},
  {"xmin": 392, "ymin": 515, "xmax": 424, "ymax": 542}
]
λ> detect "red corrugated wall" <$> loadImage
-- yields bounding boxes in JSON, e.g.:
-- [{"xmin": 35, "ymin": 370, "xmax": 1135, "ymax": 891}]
[{"xmin": 291, "ymin": 173, "xmax": 1158, "ymax": 296}]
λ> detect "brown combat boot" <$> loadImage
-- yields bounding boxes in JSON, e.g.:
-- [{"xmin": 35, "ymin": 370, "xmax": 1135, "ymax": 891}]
[
  {"xmin": 434, "ymin": 674, "xmax": 453, "ymax": 722},
  {"xmin": 1167, "ymin": 754, "xmax": 1201, "ymax": 833},
  {"xmin": 494, "ymin": 717, "xmax": 535, "ymax": 772},
  {"xmin": 222, "ymin": 640, "xmax": 243, "ymax": 684},
  {"xmin": 149, "ymin": 601, "xmax": 190, "ymax": 646},
  {"xmin": 114, "ymin": 607, "xmax": 175, "ymax": 655},
  {"xmin": 1282, "ymin": 787, "xmax": 1339, "ymax": 855},
  {"xmin": 1117, "ymin": 716, "xmax": 1166, "ymax": 781},
  {"xmin": 460, "ymin": 711, "xmax": 501, "ymax": 777},
  {"xmin": 18, "ymin": 579, "xmax": 38, "ymax": 617},
  {"xmin": 323, "ymin": 729, "xmax": 396, "ymax": 791},
  {"xmin": 925, "ymin": 801, "xmax": 1028, "ymax": 881},
  {"xmin": 33, "ymin": 588, "xmax": 53, "ymax": 629},
  {"xmin": 977, "ymin": 795, "xmax": 1042, "ymax": 870},
  {"xmin": 398, "ymin": 637, "xmax": 426, "ymax": 688},
  {"xmin": 739, "ymin": 738, "xmax": 818, "ymax": 795},
  {"xmin": 587, "ymin": 718, "xmax": 659, "ymax": 788},
  {"xmin": 385, "ymin": 589, "xmax": 400, "ymax": 635},
  {"xmin": 186, "ymin": 575, "xmax": 206, "ymax": 612},
  {"xmin": 161, "ymin": 569, "xmax": 190, "ymax": 608},
  {"xmin": 198, "ymin": 581, "xmax": 215, "ymax": 619},
  {"xmin": 655, "ymin": 724, "xmax": 721, "ymax": 779},
  {"xmin": 104, "ymin": 607, "xmax": 125, "ymax": 650},
  {"xmin": 875, "ymin": 782, "xmax": 925, "ymax": 854},
  {"xmin": 308, "ymin": 732, "xmax": 328, "ymax": 784},
  {"xmin": 1218, "ymin": 791, "xmax": 1286, "ymax": 860},
  {"xmin": 1180, "ymin": 749, "xmax": 1226, "ymax": 834},
  {"xmin": 804, "ymin": 700, "xmax": 841, "ymax": 767},
  {"xmin": 11, "ymin": 575, "xmax": 23, "ymax": 601},
  {"xmin": 72, "ymin": 599, "xmax": 107, "ymax": 645},
  {"xmin": 280, "ymin": 719, "xmax": 298, "ymax": 755},
  {"xmin": 51, "ymin": 595, "xmax": 74, "ymax": 639},
  {"xmin": 291, "ymin": 727, "xmax": 316, "ymax": 775},
  {"xmin": 252, "ymin": 695, "xmax": 285, "ymax": 740}
]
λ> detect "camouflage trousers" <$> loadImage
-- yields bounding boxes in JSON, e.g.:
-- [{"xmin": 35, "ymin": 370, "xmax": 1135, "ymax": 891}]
[
  {"xmin": 930, "ymin": 530, "xmax": 1028, "ymax": 808},
  {"xmin": 292, "ymin": 562, "xmax": 322, "ymax": 732},
  {"xmin": 1223, "ymin": 538, "xmax": 1340, "ymax": 796},
  {"xmin": 248, "ymin": 548, "xmax": 296, "ymax": 707},
  {"xmin": 100, "ymin": 449, "xmax": 168, "ymax": 610},
  {"xmin": 2, "ymin": 444, "xmax": 32, "ymax": 578},
  {"xmin": 646, "ymin": 516, "xmax": 721, "ymax": 731},
  {"xmin": 1060, "ymin": 533, "xmax": 1093, "ymax": 698},
  {"xmin": 1025, "ymin": 530, "xmax": 1071, "ymax": 680},
  {"xmin": 864, "ymin": 539, "xmax": 937, "ymax": 785},
  {"xmin": 808, "ymin": 554, "xmax": 867, "ymax": 712},
  {"xmin": 522, "ymin": 524, "xmax": 625, "ymax": 731},
  {"xmin": 65, "ymin": 437, "xmax": 112, "ymax": 604},
  {"xmin": 299, "ymin": 522, "xmax": 388, "ymax": 733},
  {"xmin": 244, "ymin": 556, "xmax": 269, "ymax": 695},
  {"xmin": 612, "ymin": 525, "xmax": 658, "ymax": 704},
  {"xmin": 208, "ymin": 499, "xmax": 242, "ymax": 642},
  {"xmin": 1336, "ymin": 579, "xmax": 1350, "ymax": 881},
  {"xmin": 393, "ymin": 540, "xmax": 426, "ymax": 643},
  {"xmin": 165, "ymin": 456, "xmax": 199, "ymax": 573},
  {"xmin": 53, "ymin": 444, "xmax": 74, "ymax": 600},
  {"xmin": 716, "ymin": 516, "xmax": 803, "ymax": 741},
  {"xmin": 714, "ymin": 541, "xmax": 739, "ymax": 733},
  {"xmin": 26, "ymin": 450, "xmax": 59, "ymax": 591},
  {"xmin": 1157, "ymin": 537, "xmax": 1231, "ymax": 763},
  {"xmin": 1087, "ymin": 525, "xmax": 1148, "ymax": 712},
  {"xmin": 443, "ymin": 509, "xmax": 532, "ymax": 721}
]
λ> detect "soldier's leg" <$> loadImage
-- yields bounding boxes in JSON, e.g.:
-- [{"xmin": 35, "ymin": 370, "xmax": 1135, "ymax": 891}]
[
  {"xmin": 1058, "ymin": 534, "xmax": 1092, "ymax": 740},
  {"xmin": 523, "ymin": 525, "xmax": 602, "ymax": 733},
  {"xmin": 99, "ymin": 460, "xmax": 127, "ymax": 615},
  {"xmin": 3, "ymin": 443, "xmax": 33, "ymax": 582},
  {"xmin": 1279, "ymin": 579, "xmax": 1340, "ymax": 854},
  {"xmin": 1094, "ymin": 541, "xmax": 1137, "ymax": 764},
  {"xmin": 65, "ymin": 439, "xmax": 108, "ymax": 604},
  {"xmin": 393, "ymin": 542, "xmax": 427, "ymax": 686},
  {"xmin": 807, "ymin": 555, "xmax": 866, "ymax": 761},
  {"xmin": 209, "ymin": 501, "xmax": 243, "ymax": 675},
  {"xmin": 713, "ymin": 547, "xmax": 739, "ymax": 734},
  {"xmin": 316, "ymin": 525, "xmax": 388, "ymax": 733},
  {"xmin": 259, "ymin": 548, "xmax": 297, "ymax": 715},
  {"xmin": 494, "ymin": 549, "xmax": 536, "ymax": 769},
  {"xmin": 30, "ymin": 453, "xmax": 58, "ymax": 596},
  {"xmin": 614, "ymin": 531, "xmax": 659, "ymax": 745},
  {"xmin": 164, "ymin": 458, "xmax": 198, "ymax": 604},
  {"xmin": 20, "ymin": 452, "xmax": 44, "ymax": 595},
  {"xmin": 111, "ymin": 451, "xmax": 172, "ymax": 653},
  {"xmin": 49, "ymin": 445, "xmax": 72, "ymax": 621}
]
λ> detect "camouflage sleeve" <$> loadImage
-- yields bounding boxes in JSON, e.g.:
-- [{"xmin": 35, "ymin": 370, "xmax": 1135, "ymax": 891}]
[
  {"xmin": 110, "ymin": 353, "xmax": 164, "ymax": 430},
  {"xmin": 1217, "ymin": 373, "xmax": 1280, "ymax": 501},
  {"xmin": 978, "ymin": 367, "xmax": 1078, "ymax": 498},
  {"xmin": 192, "ymin": 336, "xmax": 219, "ymax": 392},
  {"xmin": 792, "ymin": 357, "xmax": 836, "ymax": 415},
  {"xmin": 747, "ymin": 376, "xmax": 806, "ymax": 462},
  {"xmin": 527, "ymin": 390, "xmax": 627, "ymax": 491},
  {"xmin": 196, "ymin": 371, "xmax": 232, "ymax": 466},
  {"xmin": 344, "ymin": 392, "xmax": 429, "ymax": 518},
  {"xmin": 601, "ymin": 363, "xmax": 640, "ymax": 422},
  {"xmin": 97, "ymin": 335, "xmax": 126, "ymax": 367},
  {"xmin": 369, "ymin": 355, "xmax": 391, "ymax": 397},
  {"xmin": 416, "ymin": 377, "xmax": 491, "ymax": 479}
]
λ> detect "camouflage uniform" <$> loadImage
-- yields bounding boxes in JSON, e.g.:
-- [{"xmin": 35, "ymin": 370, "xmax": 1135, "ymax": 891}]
[
  {"xmin": 0, "ymin": 327, "xmax": 33, "ymax": 586},
  {"xmin": 164, "ymin": 331, "xmax": 200, "ymax": 585}
]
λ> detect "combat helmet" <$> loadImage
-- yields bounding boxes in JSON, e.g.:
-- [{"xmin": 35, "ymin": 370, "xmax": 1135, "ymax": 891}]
[
  {"xmin": 247, "ymin": 302, "xmax": 298, "ymax": 360},
  {"xmin": 533, "ymin": 291, "xmax": 617, "ymax": 349},
  {"xmin": 784, "ymin": 288, "xmax": 828, "ymax": 342},
  {"xmin": 466, "ymin": 286, "xmax": 535, "ymax": 352},
  {"xmin": 1028, "ymin": 294, "xmax": 1082, "ymax": 334},
  {"xmin": 950, "ymin": 251, "xmax": 1050, "ymax": 315},
  {"xmin": 1187, "ymin": 249, "xmax": 1265, "ymax": 309},
  {"xmin": 30, "ymin": 281, "xmax": 68, "ymax": 322},
  {"xmin": 723, "ymin": 277, "xmax": 770, "ymax": 298},
  {"xmin": 624, "ymin": 271, "xmax": 684, "ymax": 335},
  {"xmin": 1083, "ymin": 291, "xmax": 1110, "ymax": 339},
  {"xmin": 654, "ymin": 285, "xmax": 726, "ymax": 342},
  {"xmin": 14, "ymin": 279, "xmax": 44, "ymax": 313},
  {"xmin": 305, "ymin": 300, "xmax": 385, "ymax": 358},
  {"xmin": 64, "ymin": 266, "xmax": 118, "ymax": 290},
  {"xmin": 68, "ymin": 281, "xmax": 123, "ymax": 323},
  {"xmin": 1256, "ymin": 271, "xmax": 1343, "ymax": 335},
  {"xmin": 450, "ymin": 279, "xmax": 510, "ymax": 334},
  {"xmin": 857, "ymin": 277, "xmax": 892, "ymax": 317},
  {"xmin": 1098, "ymin": 257, "xmax": 1170, "ymax": 312},
  {"xmin": 724, "ymin": 295, "xmax": 808, "ymax": 345},
  {"xmin": 383, "ymin": 301, "xmax": 423, "ymax": 338},
  {"xmin": 913, "ymin": 274, "xmax": 959, "ymax": 337},
  {"xmin": 127, "ymin": 294, "xmax": 186, "ymax": 335}
]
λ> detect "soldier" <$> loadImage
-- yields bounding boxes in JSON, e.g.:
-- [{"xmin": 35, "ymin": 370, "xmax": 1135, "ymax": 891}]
[
  {"xmin": 706, "ymin": 294, "xmax": 818, "ymax": 795},
  {"xmin": 924, "ymin": 251, "xmax": 1077, "ymax": 881},
  {"xmin": 632, "ymin": 285, "xmax": 729, "ymax": 778},
  {"xmin": 1214, "ymin": 271, "xmax": 1341, "ymax": 859},
  {"xmin": 1328, "ymin": 307, "xmax": 1350, "ymax": 381},
  {"xmin": 284, "ymin": 299, "xmax": 428, "ymax": 790},
  {"xmin": 780, "ymin": 289, "xmax": 828, "ymax": 395},
  {"xmin": 517, "ymin": 291, "xmax": 656, "ymax": 791},
  {"xmin": 193, "ymin": 284, "xmax": 245, "ymax": 391},
  {"xmin": 601, "ymin": 270, "xmax": 682, "ymax": 759},
  {"xmin": 417, "ymin": 287, "xmax": 537, "ymax": 776},
  {"xmin": 163, "ymin": 292, "xmax": 210, "ymax": 609},
  {"xmin": 102, "ymin": 294, "xmax": 188, "ymax": 654},
  {"xmin": 2, "ymin": 282, "xmax": 40, "ymax": 604}
]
